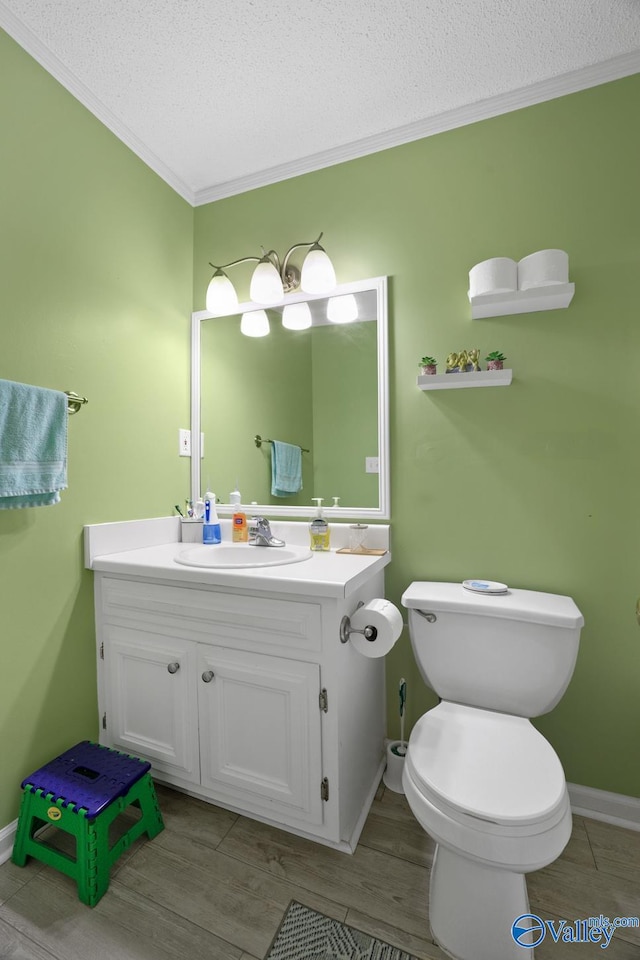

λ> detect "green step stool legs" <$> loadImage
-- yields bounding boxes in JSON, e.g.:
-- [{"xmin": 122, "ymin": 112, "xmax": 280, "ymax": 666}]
[{"xmin": 12, "ymin": 742, "xmax": 164, "ymax": 907}]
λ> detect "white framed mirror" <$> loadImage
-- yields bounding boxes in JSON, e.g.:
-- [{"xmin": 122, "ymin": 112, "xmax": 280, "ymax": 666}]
[{"xmin": 190, "ymin": 276, "xmax": 389, "ymax": 519}]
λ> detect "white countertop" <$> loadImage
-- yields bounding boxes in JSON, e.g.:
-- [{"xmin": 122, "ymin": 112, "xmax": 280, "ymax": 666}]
[
  {"xmin": 91, "ymin": 541, "xmax": 390, "ymax": 599},
  {"xmin": 86, "ymin": 518, "xmax": 391, "ymax": 599}
]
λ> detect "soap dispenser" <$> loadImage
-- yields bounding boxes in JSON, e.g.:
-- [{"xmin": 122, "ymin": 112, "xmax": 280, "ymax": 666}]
[{"xmin": 309, "ymin": 498, "xmax": 330, "ymax": 552}]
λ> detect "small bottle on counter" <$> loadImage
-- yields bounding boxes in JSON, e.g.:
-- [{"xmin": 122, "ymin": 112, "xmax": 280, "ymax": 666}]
[
  {"xmin": 309, "ymin": 498, "xmax": 330, "ymax": 552},
  {"xmin": 232, "ymin": 504, "xmax": 248, "ymax": 542}
]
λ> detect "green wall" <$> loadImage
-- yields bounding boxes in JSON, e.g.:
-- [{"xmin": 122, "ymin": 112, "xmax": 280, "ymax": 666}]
[
  {"xmin": 0, "ymin": 31, "xmax": 193, "ymax": 827},
  {"xmin": 194, "ymin": 73, "xmax": 640, "ymax": 797}
]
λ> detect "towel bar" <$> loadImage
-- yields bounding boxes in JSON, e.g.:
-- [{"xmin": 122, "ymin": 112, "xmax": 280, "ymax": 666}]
[
  {"xmin": 65, "ymin": 391, "xmax": 88, "ymax": 415},
  {"xmin": 254, "ymin": 434, "xmax": 309, "ymax": 454}
]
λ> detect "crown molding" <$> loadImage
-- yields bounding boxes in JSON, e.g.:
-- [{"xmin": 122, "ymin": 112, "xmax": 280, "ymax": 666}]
[
  {"xmin": 0, "ymin": 4, "xmax": 196, "ymax": 204},
  {"xmin": 194, "ymin": 50, "xmax": 640, "ymax": 206},
  {"xmin": 3, "ymin": 3, "xmax": 638, "ymax": 209}
]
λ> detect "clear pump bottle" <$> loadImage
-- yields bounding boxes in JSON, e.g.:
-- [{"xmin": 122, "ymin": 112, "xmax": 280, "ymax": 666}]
[{"xmin": 309, "ymin": 498, "xmax": 330, "ymax": 551}]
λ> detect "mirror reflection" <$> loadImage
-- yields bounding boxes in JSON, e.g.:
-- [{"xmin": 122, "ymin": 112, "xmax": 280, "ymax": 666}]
[{"xmin": 193, "ymin": 277, "xmax": 388, "ymax": 519}]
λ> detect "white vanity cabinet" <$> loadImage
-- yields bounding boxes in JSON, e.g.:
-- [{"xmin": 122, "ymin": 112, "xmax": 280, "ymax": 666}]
[{"xmin": 92, "ymin": 554, "xmax": 388, "ymax": 852}]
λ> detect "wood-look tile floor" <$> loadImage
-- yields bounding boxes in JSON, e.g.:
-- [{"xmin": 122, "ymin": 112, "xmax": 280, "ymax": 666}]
[{"xmin": 1, "ymin": 782, "xmax": 639, "ymax": 960}]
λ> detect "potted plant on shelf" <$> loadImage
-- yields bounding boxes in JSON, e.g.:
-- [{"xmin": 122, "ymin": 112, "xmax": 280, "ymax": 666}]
[
  {"xmin": 419, "ymin": 356, "xmax": 438, "ymax": 376},
  {"xmin": 485, "ymin": 350, "xmax": 506, "ymax": 371}
]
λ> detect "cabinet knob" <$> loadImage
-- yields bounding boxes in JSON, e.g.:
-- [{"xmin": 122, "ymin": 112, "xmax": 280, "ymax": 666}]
[
  {"xmin": 201, "ymin": 670, "xmax": 215, "ymax": 683},
  {"xmin": 167, "ymin": 662, "xmax": 180, "ymax": 674}
]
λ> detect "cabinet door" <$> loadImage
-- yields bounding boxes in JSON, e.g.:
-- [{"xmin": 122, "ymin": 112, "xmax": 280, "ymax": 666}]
[
  {"xmin": 198, "ymin": 646, "xmax": 323, "ymax": 826},
  {"xmin": 104, "ymin": 625, "xmax": 200, "ymax": 784}
]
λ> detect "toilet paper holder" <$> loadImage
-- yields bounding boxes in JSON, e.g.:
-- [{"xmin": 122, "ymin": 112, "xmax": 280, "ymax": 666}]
[{"xmin": 340, "ymin": 601, "xmax": 378, "ymax": 644}]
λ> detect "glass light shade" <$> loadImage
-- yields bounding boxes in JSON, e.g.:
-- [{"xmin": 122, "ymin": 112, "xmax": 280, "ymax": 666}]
[
  {"xmin": 282, "ymin": 302, "xmax": 312, "ymax": 330},
  {"xmin": 250, "ymin": 259, "xmax": 284, "ymax": 304},
  {"xmin": 240, "ymin": 309, "xmax": 270, "ymax": 337},
  {"xmin": 205, "ymin": 270, "xmax": 239, "ymax": 314},
  {"xmin": 300, "ymin": 244, "xmax": 337, "ymax": 294},
  {"xmin": 327, "ymin": 293, "xmax": 358, "ymax": 323}
]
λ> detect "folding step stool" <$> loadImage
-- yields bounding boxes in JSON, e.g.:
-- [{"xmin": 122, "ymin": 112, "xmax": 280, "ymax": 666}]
[{"xmin": 12, "ymin": 740, "xmax": 164, "ymax": 906}]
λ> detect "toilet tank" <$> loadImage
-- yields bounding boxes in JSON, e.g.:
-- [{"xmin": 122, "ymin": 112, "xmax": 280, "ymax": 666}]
[{"xmin": 401, "ymin": 582, "xmax": 583, "ymax": 717}]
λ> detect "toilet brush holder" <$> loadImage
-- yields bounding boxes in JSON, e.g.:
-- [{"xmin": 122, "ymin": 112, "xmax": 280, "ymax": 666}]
[{"xmin": 383, "ymin": 741, "xmax": 406, "ymax": 793}]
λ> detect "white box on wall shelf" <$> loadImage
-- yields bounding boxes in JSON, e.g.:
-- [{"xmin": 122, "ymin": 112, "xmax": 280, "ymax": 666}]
[{"xmin": 468, "ymin": 283, "xmax": 575, "ymax": 320}]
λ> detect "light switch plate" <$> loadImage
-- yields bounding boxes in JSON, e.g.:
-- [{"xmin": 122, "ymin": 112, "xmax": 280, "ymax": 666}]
[
  {"xmin": 365, "ymin": 457, "xmax": 379, "ymax": 474},
  {"xmin": 179, "ymin": 429, "xmax": 191, "ymax": 457}
]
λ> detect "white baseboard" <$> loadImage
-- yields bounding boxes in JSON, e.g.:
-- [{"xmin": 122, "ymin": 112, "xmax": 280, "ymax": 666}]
[
  {"xmin": 0, "ymin": 819, "xmax": 17, "ymax": 865},
  {"xmin": 568, "ymin": 782, "xmax": 640, "ymax": 832}
]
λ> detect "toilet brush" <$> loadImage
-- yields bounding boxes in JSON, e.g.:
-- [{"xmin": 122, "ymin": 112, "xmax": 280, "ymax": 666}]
[
  {"xmin": 383, "ymin": 678, "xmax": 407, "ymax": 792},
  {"xmin": 397, "ymin": 678, "xmax": 407, "ymax": 756}
]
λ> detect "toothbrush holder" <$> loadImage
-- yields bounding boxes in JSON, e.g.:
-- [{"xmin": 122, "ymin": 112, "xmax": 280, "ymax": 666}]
[{"xmin": 180, "ymin": 518, "xmax": 204, "ymax": 542}]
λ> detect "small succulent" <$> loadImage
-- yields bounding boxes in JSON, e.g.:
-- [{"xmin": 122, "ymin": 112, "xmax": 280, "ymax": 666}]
[
  {"xmin": 419, "ymin": 356, "xmax": 437, "ymax": 366},
  {"xmin": 485, "ymin": 350, "xmax": 506, "ymax": 361}
]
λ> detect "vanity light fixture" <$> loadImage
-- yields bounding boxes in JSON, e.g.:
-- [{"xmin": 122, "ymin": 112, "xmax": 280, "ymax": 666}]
[
  {"xmin": 282, "ymin": 302, "xmax": 312, "ymax": 331},
  {"xmin": 240, "ymin": 309, "xmax": 270, "ymax": 337},
  {"xmin": 327, "ymin": 293, "xmax": 359, "ymax": 324},
  {"xmin": 206, "ymin": 233, "xmax": 336, "ymax": 315}
]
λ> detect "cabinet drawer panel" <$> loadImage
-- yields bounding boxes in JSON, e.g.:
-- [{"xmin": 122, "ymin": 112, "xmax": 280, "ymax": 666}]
[{"xmin": 100, "ymin": 578, "xmax": 322, "ymax": 654}]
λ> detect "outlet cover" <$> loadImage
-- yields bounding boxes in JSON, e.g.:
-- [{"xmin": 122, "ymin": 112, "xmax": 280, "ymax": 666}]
[{"xmin": 365, "ymin": 456, "xmax": 379, "ymax": 474}]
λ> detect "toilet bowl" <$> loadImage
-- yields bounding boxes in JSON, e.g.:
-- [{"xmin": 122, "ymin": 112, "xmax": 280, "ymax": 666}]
[
  {"xmin": 401, "ymin": 582, "xmax": 583, "ymax": 960},
  {"xmin": 403, "ymin": 703, "xmax": 572, "ymax": 960}
]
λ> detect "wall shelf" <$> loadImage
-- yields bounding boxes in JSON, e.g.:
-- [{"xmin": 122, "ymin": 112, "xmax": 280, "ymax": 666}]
[
  {"xmin": 468, "ymin": 283, "xmax": 575, "ymax": 319},
  {"xmin": 417, "ymin": 369, "xmax": 512, "ymax": 390}
]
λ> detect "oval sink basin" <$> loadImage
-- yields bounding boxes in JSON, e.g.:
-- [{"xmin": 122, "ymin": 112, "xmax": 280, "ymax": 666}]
[{"xmin": 175, "ymin": 543, "xmax": 313, "ymax": 569}]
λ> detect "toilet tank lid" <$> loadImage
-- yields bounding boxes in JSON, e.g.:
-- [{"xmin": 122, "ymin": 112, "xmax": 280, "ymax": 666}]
[{"xmin": 401, "ymin": 581, "xmax": 584, "ymax": 628}]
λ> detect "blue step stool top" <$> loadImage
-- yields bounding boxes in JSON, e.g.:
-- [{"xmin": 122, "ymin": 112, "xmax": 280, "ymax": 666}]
[{"xmin": 22, "ymin": 741, "xmax": 151, "ymax": 819}]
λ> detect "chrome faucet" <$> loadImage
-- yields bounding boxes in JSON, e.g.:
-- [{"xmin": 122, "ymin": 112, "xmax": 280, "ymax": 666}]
[{"xmin": 248, "ymin": 517, "xmax": 285, "ymax": 547}]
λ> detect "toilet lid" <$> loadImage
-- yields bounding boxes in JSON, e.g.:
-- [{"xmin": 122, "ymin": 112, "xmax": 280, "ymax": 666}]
[{"xmin": 406, "ymin": 702, "xmax": 567, "ymax": 826}]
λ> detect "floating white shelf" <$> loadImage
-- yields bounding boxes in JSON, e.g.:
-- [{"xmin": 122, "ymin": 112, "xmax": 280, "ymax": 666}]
[
  {"xmin": 468, "ymin": 283, "xmax": 575, "ymax": 320},
  {"xmin": 417, "ymin": 369, "xmax": 513, "ymax": 390}
]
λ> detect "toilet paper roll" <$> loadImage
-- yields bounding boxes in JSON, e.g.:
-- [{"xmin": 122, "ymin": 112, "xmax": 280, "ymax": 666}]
[
  {"xmin": 518, "ymin": 249, "xmax": 569, "ymax": 290},
  {"xmin": 468, "ymin": 257, "xmax": 517, "ymax": 298},
  {"xmin": 349, "ymin": 598, "xmax": 403, "ymax": 658}
]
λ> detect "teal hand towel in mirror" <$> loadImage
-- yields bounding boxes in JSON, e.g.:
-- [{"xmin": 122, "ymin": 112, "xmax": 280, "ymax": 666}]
[
  {"xmin": 271, "ymin": 440, "xmax": 303, "ymax": 497},
  {"xmin": 0, "ymin": 379, "xmax": 68, "ymax": 509}
]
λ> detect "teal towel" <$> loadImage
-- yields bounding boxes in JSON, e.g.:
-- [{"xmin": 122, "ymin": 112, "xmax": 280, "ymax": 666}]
[
  {"xmin": 271, "ymin": 440, "xmax": 303, "ymax": 497},
  {"xmin": 0, "ymin": 379, "xmax": 68, "ymax": 509}
]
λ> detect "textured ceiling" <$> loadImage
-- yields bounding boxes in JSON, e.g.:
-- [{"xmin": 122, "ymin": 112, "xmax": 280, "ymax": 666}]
[{"xmin": 2, "ymin": 0, "xmax": 640, "ymax": 204}]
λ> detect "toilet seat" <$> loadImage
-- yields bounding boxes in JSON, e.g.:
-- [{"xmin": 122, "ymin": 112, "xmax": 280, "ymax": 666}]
[{"xmin": 406, "ymin": 701, "xmax": 567, "ymax": 831}]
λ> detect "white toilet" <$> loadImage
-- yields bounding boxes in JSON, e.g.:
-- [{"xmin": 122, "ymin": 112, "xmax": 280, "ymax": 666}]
[{"xmin": 401, "ymin": 581, "xmax": 583, "ymax": 960}]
